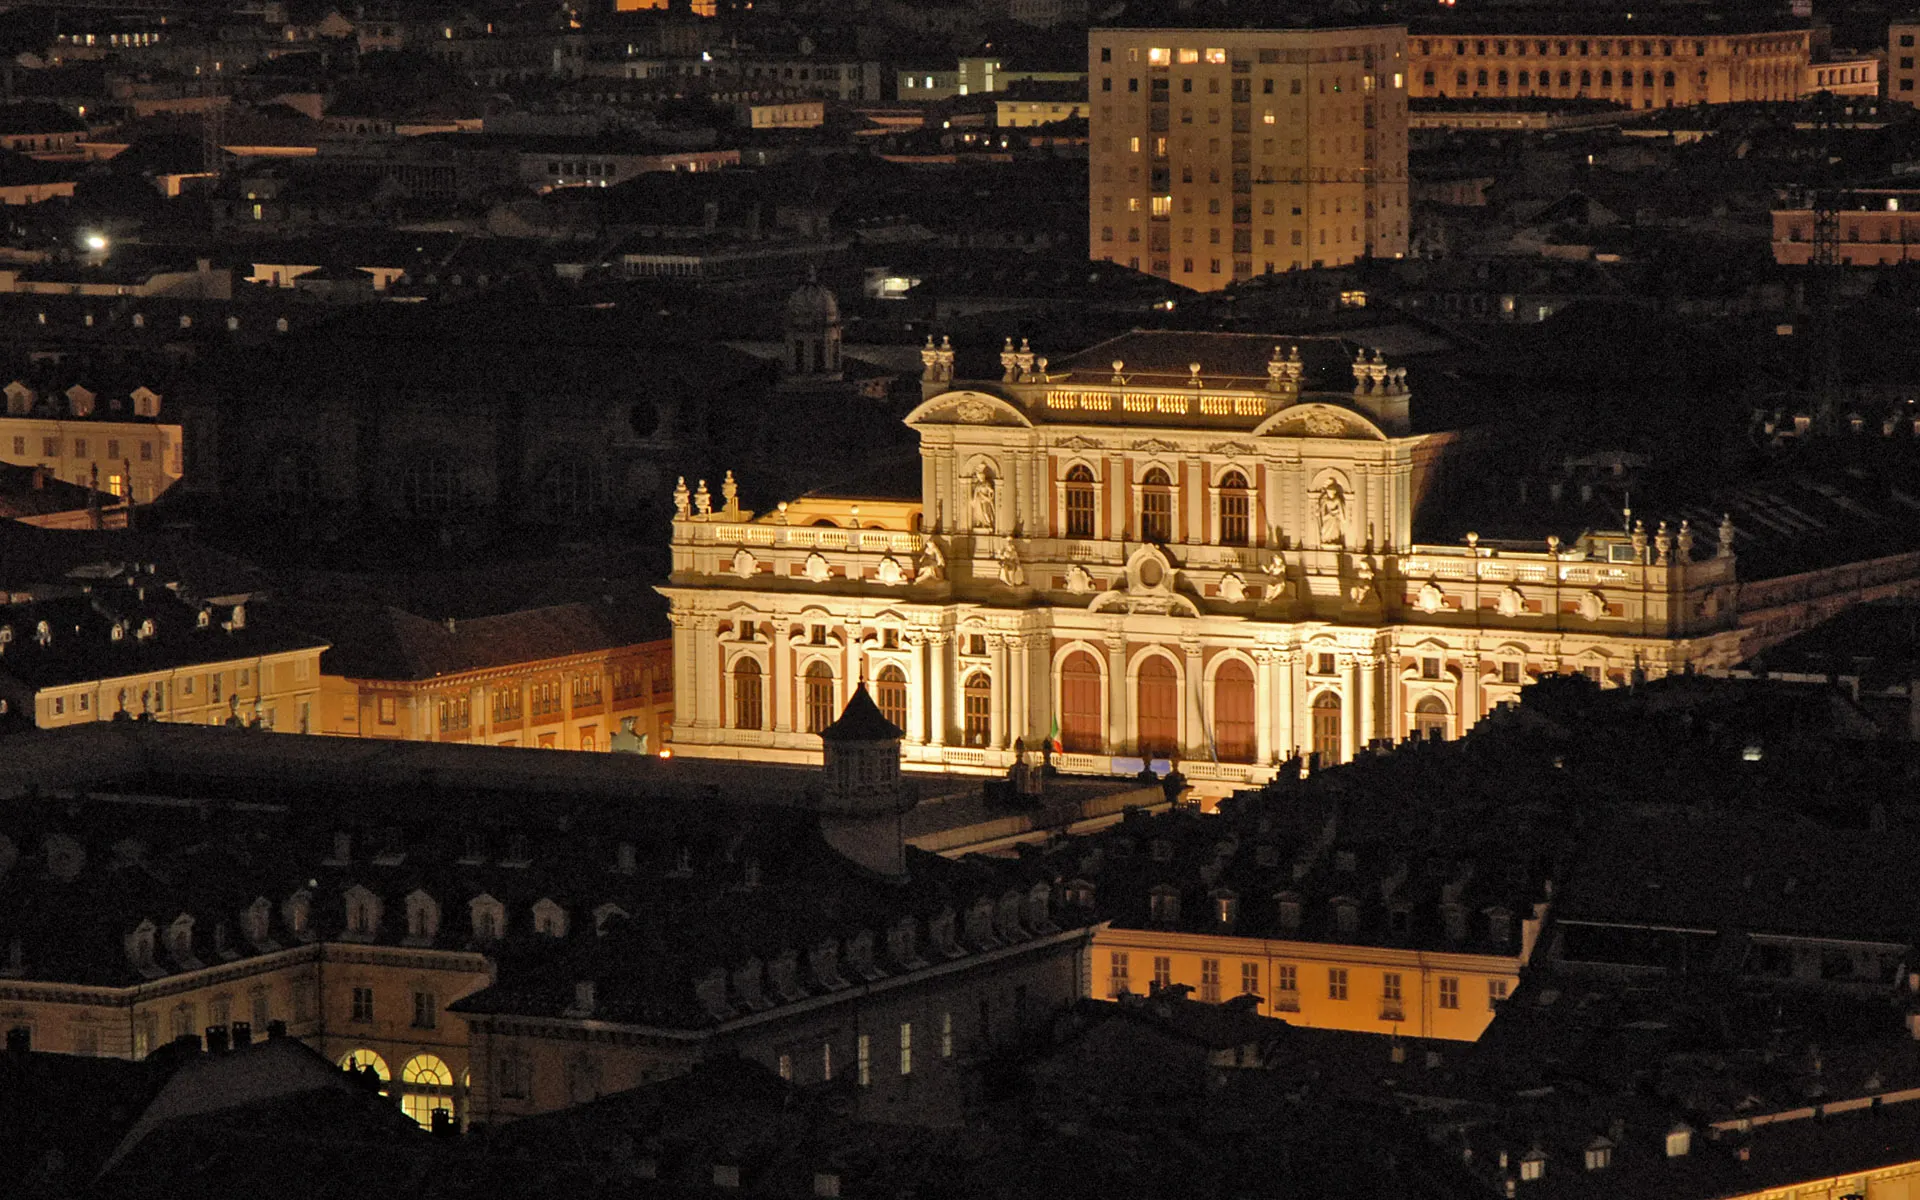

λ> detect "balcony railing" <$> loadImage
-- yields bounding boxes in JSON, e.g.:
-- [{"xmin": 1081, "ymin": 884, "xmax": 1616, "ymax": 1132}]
[{"xmin": 683, "ymin": 521, "xmax": 923, "ymax": 554}]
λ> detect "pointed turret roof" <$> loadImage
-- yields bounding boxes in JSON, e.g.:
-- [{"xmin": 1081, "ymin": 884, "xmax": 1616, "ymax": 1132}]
[{"xmin": 819, "ymin": 683, "xmax": 902, "ymax": 743}]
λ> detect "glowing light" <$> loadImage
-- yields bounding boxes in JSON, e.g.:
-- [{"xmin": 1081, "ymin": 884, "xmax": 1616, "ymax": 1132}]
[
  {"xmin": 83, "ymin": 234, "xmax": 107, "ymax": 252},
  {"xmin": 659, "ymin": 748, "xmax": 673, "ymax": 759}
]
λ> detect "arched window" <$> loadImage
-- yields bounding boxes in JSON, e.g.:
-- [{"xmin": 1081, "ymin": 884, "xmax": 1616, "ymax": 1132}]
[
  {"xmin": 1414, "ymin": 695, "xmax": 1450, "ymax": 741},
  {"xmin": 401, "ymin": 458, "xmax": 455, "ymax": 517},
  {"xmin": 733, "ymin": 659, "xmax": 763, "ymax": 730},
  {"xmin": 1213, "ymin": 660, "xmax": 1256, "ymax": 763},
  {"xmin": 400, "ymin": 1053, "xmax": 454, "ymax": 1128},
  {"xmin": 804, "ymin": 662, "xmax": 835, "ymax": 733},
  {"xmin": 1311, "ymin": 691, "xmax": 1342, "ymax": 765},
  {"xmin": 876, "ymin": 665, "xmax": 907, "ymax": 732},
  {"xmin": 1064, "ymin": 465, "xmax": 1096, "ymax": 538},
  {"xmin": 1217, "ymin": 470, "xmax": 1250, "ymax": 546},
  {"xmin": 1060, "ymin": 651, "xmax": 1103, "ymax": 753},
  {"xmin": 1600, "ymin": 68, "xmax": 1612, "ymax": 86},
  {"xmin": 1140, "ymin": 468, "xmax": 1173, "ymax": 542},
  {"xmin": 1137, "ymin": 656, "xmax": 1179, "ymax": 757},
  {"xmin": 340, "ymin": 1048, "xmax": 390, "ymax": 1093},
  {"xmin": 963, "ymin": 672, "xmax": 992, "ymax": 747}
]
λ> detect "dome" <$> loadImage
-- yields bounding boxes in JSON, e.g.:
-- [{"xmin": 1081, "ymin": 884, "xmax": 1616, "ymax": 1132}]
[{"xmin": 785, "ymin": 273, "xmax": 840, "ymax": 330}]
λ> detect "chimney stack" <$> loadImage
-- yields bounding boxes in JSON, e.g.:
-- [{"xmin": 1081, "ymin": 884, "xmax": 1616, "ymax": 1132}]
[
  {"xmin": 5, "ymin": 1025, "xmax": 28, "ymax": 1053},
  {"xmin": 266, "ymin": 1019, "xmax": 287, "ymax": 1040},
  {"xmin": 204, "ymin": 1025, "xmax": 229, "ymax": 1053},
  {"xmin": 230, "ymin": 1021, "xmax": 252, "ymax": 1047}
]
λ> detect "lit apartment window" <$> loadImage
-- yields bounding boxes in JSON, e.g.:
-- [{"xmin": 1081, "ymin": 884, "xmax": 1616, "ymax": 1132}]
[
  {"xmin": 1109, "ymin": 950, "xmax": 1130, "ymax": 997},
  {"xmin": 1152, "ymin": 955, "xmax": 1172, "ymax": 991},
  {"xmin": 1328, "ymin": 967, "xmax": 1349, "ymax": 1000},
  {"xmin": 899, "ymin": 1022, "xmax": 912, "ymax": 1075},
  {"xmin": 1241, "ymin": 962, "xmax": 1259, "ymax": 995},
  {"xmin": 857, "ymin": 1034, "xmax": 870, "ymax": 1086},
  {"xmin": 1149, "ymin": 47, "xmax": 1168, "ymax": 65},
  {"xmin": 941, "ymin": 1011, "xmax": 953, "ymax": 1058}
]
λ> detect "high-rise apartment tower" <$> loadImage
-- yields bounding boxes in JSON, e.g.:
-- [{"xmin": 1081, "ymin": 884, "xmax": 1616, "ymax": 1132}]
[{"xmin": 1088, "ymin": 22, "xmax": 1410, "ymax": 291}]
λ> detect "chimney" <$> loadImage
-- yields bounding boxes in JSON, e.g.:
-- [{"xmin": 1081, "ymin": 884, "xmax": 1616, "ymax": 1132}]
[
  {"xmin": 230, "ymin": 1020, "xmax": 251, "ymax": 1047},
  {"xmin": 204, "ymin": 1025, "xmax": 229, "ymax": 1053},
  {"xmin": 266, "ymin": 1019, "xmax": 287, "ymax": 1040},
  {"xmin": 5, "ymin": 1025, "xmax": 28, "ymax": 1053},
  {"xmin": 431, "ymin": 1108, "xmax": 457, "ymax": 1137},
  {"xmin": 30, "ymin": 466, "xmax": 44, "ymax": 490}
]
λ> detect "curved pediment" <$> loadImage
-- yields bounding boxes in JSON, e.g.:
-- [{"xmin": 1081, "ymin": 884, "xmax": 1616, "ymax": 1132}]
[
  {"xmin": 1252, "ymin": 402, "xmax": 1387, "ymax": 442},
  {"xmin": 904, "ymin": 389, "xmax": 1033, "ymax": 429},
  {"xmin": 1088, "ymin": 543, "xmax": 1201, "ymax": 617}
]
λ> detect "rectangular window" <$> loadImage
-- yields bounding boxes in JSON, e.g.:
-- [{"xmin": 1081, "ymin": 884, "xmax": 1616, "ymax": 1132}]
[
  {"xmin": 1328, "ymin": 967, "xmax": 1349, "ymax": 1000},
  {"xmin": 1439, "ymin": 977, "xmax": 1460, "ymax": 1010},
  {"xmin": 1109, "ymin": 950, "xmax": 1130, "ymax": 997},
  {"xmin": 1383, "ymin": 972, "xmax": 1403, "ymax": 1002},
  {"xmin": 857, "ymin": 1034, "xmax": 871, "ymax": 1086},
  {"xmin": 377, "ymin": 696, "xmax": 396, "ymax": 724},
  {"xmin": 1501, "ymin": 661, "xmax": 1521, "ymax": 684},
  {"xmin": 1241, "ymin": 962, "xmax": 1260, "ymax": 995},
  {"xmin": 822, "ymin": 1042, "xmax": 833, "ymax": 1081},
  {"xmin": 73, "ymin": 438, "xmax": 85, "ymax": 458},
  {"xmin": 413, "ymin": 991, "xmax": 436, "ymax": 1029},
  {"xmin": 9, "ymin": 436, "xmax": 20, "ymax": 454},
  {"xmin": 778, "ymin": 1053, "xmax": 792, "ymax": 1081},
  {"xmin": 1489, "ymin": 979, "xmax": 1510, "ymax": 1010},
  {"xmin": 498, "ymin": 1057, "xmax": 530, "ymax": 1099},
  {"xmin": 941, "ymin": 1011, "xmax": 953, "ymax": 1058},
  {"xmin": 1200, "ymin": 958, "xmax": 1222, "ymax": 1002},
  {"xmin": 1152, "ymin": 955, "xmax": 1172, "ymax": 991},
  {"xmin": 899, "ymin": 1022, "xmax": 912, "ymax": 1075},
  {"xmin": 42, "ymin": 437, "xmax": 56, "ymax": 457},
  {"xmin": 351, "ymin": 987, "xmax": 374, "ymax": 1022}
]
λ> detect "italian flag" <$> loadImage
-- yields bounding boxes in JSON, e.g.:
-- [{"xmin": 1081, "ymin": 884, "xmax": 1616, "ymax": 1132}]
[{"xmin": 1049, "ymin": 714, "xmax": 1062, "ymax": 755}]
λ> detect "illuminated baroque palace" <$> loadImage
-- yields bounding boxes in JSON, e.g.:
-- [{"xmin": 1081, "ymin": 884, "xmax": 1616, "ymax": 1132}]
[{"xmin": 659, "ymin": 329, "xmax": 1897, "ymax": 792}]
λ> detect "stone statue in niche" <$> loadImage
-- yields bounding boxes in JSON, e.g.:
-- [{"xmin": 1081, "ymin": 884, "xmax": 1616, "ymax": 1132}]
[
  {"xmin": 970, "ymin": 470, "xmax": 996, "ymax": 532},
  {"xmin": 998, "ymin": 542, "xmax": 1026, "ymax": 587},
  {"xmin": 1316, "ymin": 480, "xmax": 1348, "ymax": 548}
]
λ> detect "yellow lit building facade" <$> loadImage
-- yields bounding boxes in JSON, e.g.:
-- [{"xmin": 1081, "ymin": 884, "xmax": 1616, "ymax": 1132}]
[
  {"xmin": 1094, "ymin": 927, "xmax": 1521, "ymax": 1042},
  {"xmin": 303, "ymin": 604, "xmax": 673, "ymax": 753},
  {"xmin": 0, "ymin": 382, "xmax": 183, "ymax": 503},
  {"xmin": 1087, "ymin": 23, "xmax": 1411, "ymax": 290},
  {"xmin": 1407, "ymin": 23, "xmax": 1810, "ymax": 106},
  {"xmin": 661, "ymin": 330, "xmax": 1910, "ymax": 798},
  {"xmin": 0, "ymin": 592, "xmax": 326, "ymax": 733}
]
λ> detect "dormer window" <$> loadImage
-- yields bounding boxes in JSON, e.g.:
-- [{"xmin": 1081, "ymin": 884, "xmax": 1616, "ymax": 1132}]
[
  {"xmin": 111, "ymin": 623, "xmax": 126, "ymax": 642},
  {"xmin": 283, "ymin": 891, "xmax": 312, "ymax": 939},
  {"xmin": 458, "ymin": 831, "xmax": 484, "ymax": 865},
  {"xmin": 1519, "ymin": 1152, "xmax": 1546, "ymax": 1181},
  {"xmin": 1584, "ymin": 1139, "xmax": 1613, "ymax": 1171},
  {"xmin": 1214, "ymin": 890, "xmax": 1239, "ymax": 927},
  {"xmin": 125, "ymin": 919, "xmax": 157, "ymax": 970},
  {"xmin": 614, "ymin": 841, "xmax": 636, "ymax": 873},
  {"xmin": 343, "ymin": 886, "xmax": 381, "ymax": 939},
  {"xmin": 1666, "ymin": 1126, "xmax": 1691, "ymax": 1158},
  {"xmin": 672, "ymin": 846, "xmax": 693, "ymax": 875},
  {"xmin": 470, "ymin": 894, "xmax": 505, "ymax": 942},
  {"xmin": 1334, "ymin": 899, "xmax": 1359, "ymax": 937},
  {"xmin": 35, "ymin": 620, "xmax": 50, "ymax": 646},
  {"xmin": 137, "ymin": 619, "xmax": 154, "ymax": 640},
  {"xmin": 404, "ymin": 891, "xmax": 440, "ymax": 943},
  {"xmin": 243, "ymin": 897, "xmax": 273, "ymax": 947},
  {"xmin": 197, "ymin": 608, "xmax": 211, "ymax": 629},
  {"xmin": 532, "ymin": 898, "xmax": 568, "ymax": 938},
  {"xmin": 1148, "ymin": 885, "xmax": 1181, "ymax": 925}
]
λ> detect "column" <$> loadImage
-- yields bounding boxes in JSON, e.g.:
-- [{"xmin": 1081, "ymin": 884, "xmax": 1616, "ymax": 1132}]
[
  {"xmin": 1253, "ymin": 650, "xmax": 1274, "ymax": 766},
  {"xmin": 1009, "ymin": 633, "xmax": 1030, "ymax": 749},
  {"xmin": 1105, "ymin": 629, "xmax": 1128, "ymax": 755},
  {"xmin": 1182, "ymin": 639, "xmax": 1204, "ymax": 759},
  {"xmin": 988, "ymin": 635, "xmax": 1007, "ymax": 751},
  {"xmin": 1358, "ymin": 654, "xmax": 1378, "ymax": 750},
  {"xmin": 771, "ymin": 619, "xmax": 792, "ymax": 733},
  {"xmin": 1342, "ymin": 656, "xmax": 1359, "ymax": 763},
  {"xmin": 669, "ymin": 613, "xmax": 696, "ymax": 735},
  {"xmin": 904, "ymin": 632, "xmax": 926, "ymax": 745},
  {"xmin": 927, "ymin": 633, "xmax": 948, "ymax": 748},
  {"xmin": 1287, "ymin": 650, "xmax": 1306, "ymax": 759},
  {"xmin": 1460, "ymin": 652, "xmax": 1481, "ymax": 736}
]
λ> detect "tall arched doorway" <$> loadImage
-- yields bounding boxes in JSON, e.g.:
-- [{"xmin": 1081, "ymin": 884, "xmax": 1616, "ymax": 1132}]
[
  {"xmin": 1060, "ymin": 650, "xmax": 1103, "ymax": 753},
  {"xmin": 1310, "ymin": 691, "xmax": 1343, "ymax": 765},
  {"xmin": 1413, "ymin": 695, "xmax": 1450, "ymax": 741},
  {"xmin": 1137, "ymin": 656, "xmax": 1179, "ymax": 758},
  {"xmin": 1213, "ymin": 659, "xmax": 1256, "ymax": 763}
]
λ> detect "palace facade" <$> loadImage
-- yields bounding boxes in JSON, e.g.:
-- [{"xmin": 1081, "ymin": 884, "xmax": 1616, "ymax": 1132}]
[{"xmin": 659, "ymin": 329, "xmax": 1917, "ymax": 793}]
